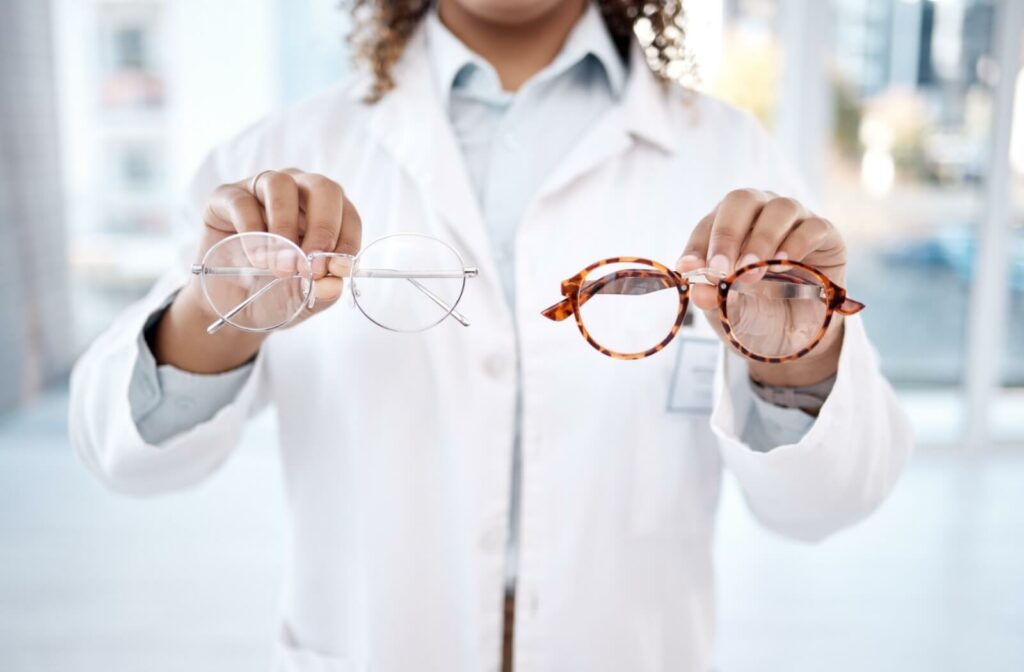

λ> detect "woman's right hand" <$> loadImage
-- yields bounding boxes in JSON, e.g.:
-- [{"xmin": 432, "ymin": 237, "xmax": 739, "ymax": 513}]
[{"xmin": 152, "ymin": 169, "xmax": 362, "ymax": 373}]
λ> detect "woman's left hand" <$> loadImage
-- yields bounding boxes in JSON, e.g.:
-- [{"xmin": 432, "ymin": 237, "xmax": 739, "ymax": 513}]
[{"xmin": 676, "ymin": 188, "xmax": 847, "ymax": 387}]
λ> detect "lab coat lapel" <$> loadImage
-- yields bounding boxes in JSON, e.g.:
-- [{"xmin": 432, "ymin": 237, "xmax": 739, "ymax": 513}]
[
  {"xmin": 536, "ymin": 45, "xmax": 681, "ymax": 203},
  {"xmin": 362, "ymin": 30, "xmax": 498, "ymax": 283}
]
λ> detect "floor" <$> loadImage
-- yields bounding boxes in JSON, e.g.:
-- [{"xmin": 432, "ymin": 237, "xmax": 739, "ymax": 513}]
[{"xmin": 1, "ymin": 388, "xmax": 1022, "ymax": 671}]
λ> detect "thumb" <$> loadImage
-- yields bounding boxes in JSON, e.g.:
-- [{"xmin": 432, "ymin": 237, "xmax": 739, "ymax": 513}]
[
  {"xmin": 299, "ymin": 254, "xmax": 352, "ymax": 319},
  {"xmin": 312, "ymin": 276, "xmax": 344, "ymax": 305}
]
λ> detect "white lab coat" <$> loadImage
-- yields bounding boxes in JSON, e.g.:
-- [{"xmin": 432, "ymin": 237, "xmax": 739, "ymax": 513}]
[{"xmin": 70, "ymin": 29, "xmax": 913, "ymax": 672}]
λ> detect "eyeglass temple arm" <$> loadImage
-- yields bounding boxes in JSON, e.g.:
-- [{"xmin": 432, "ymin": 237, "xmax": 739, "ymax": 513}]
[
  {"xmin": 709, "ymin": 271, "xmax": 866, "ymax": 314},
  {"xmin": 677, "ymin": 267, "xmax": 866, "ymax": 315},
  {"xmin": 194, "ymin": 265, "xmax": 477, "ymax": 280},
  {"xmin": 541, "ymin": 270, "xmax": 673, "ymax": 322},
  {"xmin": 764, "ymin": 271, "xmax": 865, "ymax": 315},
  {"xmin": 193, "ymin": 265, "xmax": 477, "ymax": 329},
  {"xmin": 205, "ymin": 276, "xmax": 284, "ymax": 334},
  {"xmin": 403, "ymin": 278, "xmax": 470, "ymax": 327},
  {"xmin": 837, "ymin": 296, "xmax": 865, "ymax": 315},
  {"xmin": 541, "ymin": 298, "xmax": 575, "ymax": 322},
  {"xmin": 358, "ymin": 266, "xmax": 474, "ymax": 326}
]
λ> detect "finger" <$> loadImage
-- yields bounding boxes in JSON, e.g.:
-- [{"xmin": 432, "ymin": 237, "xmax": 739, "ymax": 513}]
[
  {"xmin": 291, "ymin": 172, "xmax": 344, "ymax": 276},
  {"xmin": 707, "ymin": 189, "xmax": 768, "ymax": 277},
  {"xmin": 285, "ymin": 275, "xmax": 344, "ymax": 325},
  {"xmin": 778, "ymin": 217, "xmax": 847, "ymax": 282},
  {"xmin": 689, "ymin": 283, "xmax": 718, "ymax": 312},
  {"xmin": 314, "ymin": 194, "xmax": 364, "ymax": 307},
  {"xmin": 204, "ymin": 184, "xmax": 265, "ymax": 235},
  {"xmin": 253, "ymin": 170, "xmax": 300, "ymax": 245},
  {"xmin": 336, "ymin": 192, "xmax": 363, "ymax": 257},
  {"xmin": 312, "ymin": 276, "xmax": 344, "ymax": 305},
  {"xmin": 294, "ymin": 173, "xmax": 344, "ymax": 254},
  {"xmin": 736, "ymin": 196, "xmax": 806, "ymax": 267},
  {"xmin": 676, "ymin": 211, "xmax": 714, "ymax": 273},
  {"xmin": 202, "ymin": 185, "xmax": 280, "ymax": 272}
]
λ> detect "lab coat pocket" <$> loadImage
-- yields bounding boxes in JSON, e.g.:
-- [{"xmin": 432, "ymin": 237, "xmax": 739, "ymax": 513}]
[{"xmin": 275, "ymin": 641, "xmax": 365, "ymax": 672}]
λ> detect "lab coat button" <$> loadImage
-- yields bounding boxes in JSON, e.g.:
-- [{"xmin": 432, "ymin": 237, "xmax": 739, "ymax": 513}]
[{"xmin": 483, "ymin": 354, "xmax": 510, "ymax": 379}]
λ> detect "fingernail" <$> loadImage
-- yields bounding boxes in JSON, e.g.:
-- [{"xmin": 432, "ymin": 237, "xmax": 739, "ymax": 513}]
[
  {"xmin": 775, "ymin": 250, "xmax": 789, "ymax": 260},
  {"xmin": 738, "ymin": 253, "xmax": 759, "ymax": 270},
  {"xmin": 709, "ymin": 254, "xmax": 730, "ymax": 276},
  {"xmin": 676, "ymin": 253, "xmax": 702, "ymax": 271},
  {"xmin": 310, "ymin": 255, "xmax": 327, "ymax": 279}
]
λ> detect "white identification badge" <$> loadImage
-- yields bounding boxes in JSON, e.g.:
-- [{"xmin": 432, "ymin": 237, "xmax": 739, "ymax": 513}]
[{"xmin": 666, "ymin": 333, "xmax": 720, "ymax": 415}]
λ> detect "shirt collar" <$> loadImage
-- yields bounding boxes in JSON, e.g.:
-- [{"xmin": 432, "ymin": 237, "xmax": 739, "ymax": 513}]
[{"xmin": 425, "ymin": 1, "xmax": 627, "ymax": 108}]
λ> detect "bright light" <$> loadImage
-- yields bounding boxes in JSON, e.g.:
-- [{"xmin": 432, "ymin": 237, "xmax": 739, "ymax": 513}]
[
  {"xmin": 1012, "ymin": 66, "xmax": 1024, "ymax": 176},
  {"xmin": 859, "ymin": 118, "xmax": 895, "ymax": 152},
  {"xmin": 930, "ymin": 0, "xmax": 965, "ymax": 80},
  {"xmin": 862, "ymin": 149, "xmax": 896, "ymax": 197},
  {"xmin": 860, "ymin": 114, "xmax": 896, "ymax": 197},
  {"xmin": 686, "ymin": 0, "xmax": 724, "ymax": 87}
]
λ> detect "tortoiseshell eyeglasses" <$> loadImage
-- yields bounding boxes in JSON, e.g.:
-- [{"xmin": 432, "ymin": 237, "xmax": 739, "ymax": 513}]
[{"xmin": 541, "ymin": 257, "xmax": 865, "ymax": 361}]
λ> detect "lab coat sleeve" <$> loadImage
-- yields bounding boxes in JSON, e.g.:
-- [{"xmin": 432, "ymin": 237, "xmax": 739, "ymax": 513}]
[
  {"xmin": 69, "ymin": 143, "xmax": 270, "ymax": 496},
  {"xmin": 710, "ymin": 315, "xmax": 913, "ymax": 541},
  {"xmin": 69, "ymin": 271, "xmax": 270, "ymax": 496}
]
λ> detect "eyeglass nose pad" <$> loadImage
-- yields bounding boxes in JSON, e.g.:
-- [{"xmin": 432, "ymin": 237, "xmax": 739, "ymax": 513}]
[{"xmin": 307, "ymin": 279, "xmax": 317, "ymax": 310}]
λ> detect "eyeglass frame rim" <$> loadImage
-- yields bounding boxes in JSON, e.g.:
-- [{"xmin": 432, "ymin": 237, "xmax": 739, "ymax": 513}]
[
  {"xmin": 548, "ymin": 256, "xmax": 864, "ymax": 362},
  {"xmin": 192, "ymin": 230, "xmax": 478, "ymax": 334}
]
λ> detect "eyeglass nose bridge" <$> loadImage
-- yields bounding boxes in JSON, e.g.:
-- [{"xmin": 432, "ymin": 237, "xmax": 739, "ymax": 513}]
[
  {"xmin": 677, "ymin": 267, "xmax": 728, "ymax": 286},
  {"xmin": 308, "ymin": 251, "xmax": 355, "ymax": 260},
  {"xmin": 307, "ymin": 251, "xmax": 356, "ymax": 279}
]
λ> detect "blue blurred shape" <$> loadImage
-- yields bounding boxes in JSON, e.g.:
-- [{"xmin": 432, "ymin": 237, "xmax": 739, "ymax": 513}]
[{"xmin": 880, "ymin": 222, "xmax": 1024, "ymax": 292}]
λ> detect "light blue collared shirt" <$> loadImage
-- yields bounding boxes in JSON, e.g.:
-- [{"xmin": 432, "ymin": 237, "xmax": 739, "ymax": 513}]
[
  {"xmin": 425, "ymin": 2, "xmax": 626, "ymax": 308},
  {"xmin": 426, "ymin": 1, "xmax": 629, "ymax": 591}
]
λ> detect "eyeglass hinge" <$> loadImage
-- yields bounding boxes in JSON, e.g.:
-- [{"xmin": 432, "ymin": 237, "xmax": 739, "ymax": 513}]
[{"xmin": 190, "ymin": 264, "xmax": 203, "ymax": 275}]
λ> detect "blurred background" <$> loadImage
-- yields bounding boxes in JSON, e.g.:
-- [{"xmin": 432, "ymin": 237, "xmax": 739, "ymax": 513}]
[{"xmin": 1, "ymin": 0, "xmax": 1022, "ymax": 670}]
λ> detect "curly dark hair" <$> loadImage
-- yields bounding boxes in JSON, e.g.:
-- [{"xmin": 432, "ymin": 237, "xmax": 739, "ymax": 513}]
[{"xmin": 346, "ymin": 0, "xmax": 694, "ymax": 102}]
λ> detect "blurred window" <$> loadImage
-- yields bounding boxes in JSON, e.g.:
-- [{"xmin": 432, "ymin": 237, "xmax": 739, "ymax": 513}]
[
  {"xmin": 114, "ymin": 28, "xmax": 146, "ymax": 70},
  {"xmin": 53, "ymin": 0, "xmax": 345, "ymax": 351},
  {"xmin": 711, "ymin": 0, "xmax": 1012, "ymax": 393},
  {"xmin": 999, "ymin": 52, "xmax": 1024, "ymax": 439}
]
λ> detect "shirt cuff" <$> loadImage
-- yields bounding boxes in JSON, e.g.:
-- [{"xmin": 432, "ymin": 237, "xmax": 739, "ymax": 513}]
[
  {"xmin": 743, "ymin": 392, "xmax": 817, "ymax": 451},
  {"xmin": 742, "ymin": 374, "xmax": 837, "ymax": 451},
  {"xmin": 749, "ymin": 374, "xmax": 837, "ymax": 412},
  {"xmin": 129, "ymin": 293, "xmax": 255, "ymax": 445},
  {"xmin": 719, "ymin": 354, "xmax": 838, "ymax": 453}
]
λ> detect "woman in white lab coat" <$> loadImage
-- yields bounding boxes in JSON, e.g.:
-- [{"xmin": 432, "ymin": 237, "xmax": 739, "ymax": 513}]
[{"xmin": 70, "ymin": 0, "xmax": 913, "ymax": 670}]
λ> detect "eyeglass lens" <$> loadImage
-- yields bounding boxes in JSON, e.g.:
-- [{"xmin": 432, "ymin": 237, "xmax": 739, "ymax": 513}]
[
  {"xmin": 724, "ymin": 263, "xmax": 829, "ymax": 358},
  {"xmin": 199, "ymin": 232, "xmax": 312, "ymax": 332},
  {"xmin": 575, "ymin": 262, "xmax": 682, "ymax": 356},
  {"xmin": 351, "ymin": 234, "xmax": 468, "ymax": 332}
]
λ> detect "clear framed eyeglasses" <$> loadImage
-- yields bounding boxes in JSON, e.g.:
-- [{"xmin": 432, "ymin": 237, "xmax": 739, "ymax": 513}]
[{"xmin": 191, "ymin": 231, "xmax": 478, "ymax": 334}]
